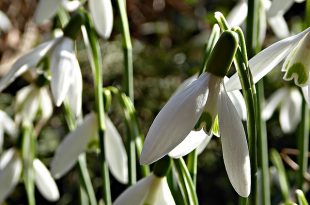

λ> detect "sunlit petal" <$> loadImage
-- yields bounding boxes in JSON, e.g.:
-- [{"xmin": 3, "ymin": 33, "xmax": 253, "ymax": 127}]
[
  {"xmin": 168, "ymin": 129, "xmax": 209, "ymax": 158},
  {"xmin": 196, "ymin": 134, "xmax": 213, "ymax": 155},
  {"xmin": 34, "ymin": 0, "xmax": 62, "ymax": 24},
  {"xmin": 62, "ymin": 0, "xmax": 81, "ymax": 11},
  {"xmin": 50, "ymin": 37, "xmax": 75, "ymax": 106},
  {"xmin": 225, "ymin": 27, "xmax": 310, "ymax": 91},
  {"xmin": 0, "ymin": 39, "xmax": 57, "ymax": 92},
  {"xmin": 66, "ymin": 57, "xmax": 82, "ymax": 116},
  {"xmin": 218, "ymin": 88, "xmax": 251, "ymax": 197},
  {"xmin": 226, "ymin": 0, "xmax": 248, "ymax": 27},
  {"xmin": 227, "ymin": 90, "xmax": 247, "ymax": 120},
  {"xmin": 268, "ymin": 15, "xmax": 290, "ymax": 39},
  {"xmin": 279, "ymin": 88, "xmax": 302, "ymax": 133},
  {"xmin": 104, "ymin": 116, "xmax": 128, "ymax": 184},
  {"xmin": 33, "ymin": 159, "xmax": 60, "ymax": 201},
  {"xmin": 39, "ymin": 87, "xmax": 53, "ymax": 121},
  {"xmin": 267, "ymin": 0, "xmax": 294, "ymax": 17},
  {"xmin": 89, "ymin": 0, "xmax": 113, "ymax": 39},
  {"xmin": 262, "ymin": 88, "xmax": 287, "ymax": 120},
  {"xmin": 0, "ymin": 110, "xmax": 18, "ymax": 139},
  {"xmin": 0, "ymin": 149, "xmax": 22, "ymax": 203},
  {"xmin": 51, "ymin": 113, "xmax": 98, "ymax": 179},
  {"xmin": 140, "ymin": 73, "xmax": 215, "ymax": 165}
]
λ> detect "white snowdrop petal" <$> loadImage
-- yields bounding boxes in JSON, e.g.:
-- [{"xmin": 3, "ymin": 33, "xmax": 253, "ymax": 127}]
[
  {"xmin": 196, "ymin": 134, "xmax": 213, "ymax": 155},
  {"xmin": 0, "ymin": 39, "xmax": 56, "ymax": 92},
  {"xmin": 168, "ymin": 129, "xmax": 209, "ymax": 158},
  {"xmin": 0, "ymin": 148, "xmax": 15, "ymax": 169},
  {"xmin": 62, "ymin": 0, "xmax": 81, "ymax": 11},
  {"xmin": 226, "ymin": 0, "xmax": 248, "ymax": 27},
  {"xmin": 268, "ymin": 15, "xmax": 290, "ymax": 39},
  {"xmin": 279, "ymin": 89, "xmax": 302, "ymax": 133},
  {"xmin": 0, "ymin": 110, "xmax": 17, "ymax": 138},
  {"xmin": 66, "ymin": 57, "xmax": 82, "ymax": 117},
  {"xmin": 262, "ymin": 88, "xmax": 287, "ymax": 120},
  {"xmin": 258, "ymin": 1, "xmax": 267, "ymax": 45},
  {"xmin": 0, "ymin": 150, "xmax": 22, "ymax": 203},
  {"xmin": 34, "ymin": 0, "xmax": 62, "ymax": 24},
  {"xmin": 172, "ymin": 74, "xmax": 198, "ymax": 97},
  {"xmin": 218, "ymin": 89, "xmax": 251, "ymax": 197},
  {"xmin": 227, "ymin": 90, "xmax": 247, "ymax": 120},
  {"xmin": 51, "ymin": 113, "xmax": 98, "ymax": 179},
  {"xmin": 267, "ymin": 0, "xmax": 294, "ymax": 17},
  {"xmin": 225, "ymin": 28, "xmax": 310, "ymax": 91},
  {"xmin": 33, "ymin": 159, "xmax": 59, "ymax": 201},
  {"xmin": 156, "ymin": 177, "xmax": 176, "ymax": 205},
  {"xmin": 104, "ymin": 116, "xmax": 128, "ymax": 184},
  {"xmin": 140, "ymin": 73, "xmax": 214, "ymax": 165},
  {"xmin": 89, "ymin": 0, "xmax": 113, "ymax": 39},
  {"xmin": 305, "ymin": 81, "xmax": 310, "ymax": 106},
  {"xmin": 0, "ymin": 11, "xmax": 12, "ymax": 31},
  {"xmin": 114, "ymin": 174, "xmax": 153, "ymax": 205},
  {"xmin": 39, "ymin": 87, "xmax": 53, "ymax": 121},
  {"xmin": 51, "ymin": 37, "xmax": 75, "ymax": 106},
  {"xmin": 21, "ymin": 86, "xmax": 40, "ymax": 124}
]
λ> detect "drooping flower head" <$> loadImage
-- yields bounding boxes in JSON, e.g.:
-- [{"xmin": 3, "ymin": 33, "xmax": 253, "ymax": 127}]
[{"xmin": 140, "ymin": 31, "xmax": 251, "ymax": 197}]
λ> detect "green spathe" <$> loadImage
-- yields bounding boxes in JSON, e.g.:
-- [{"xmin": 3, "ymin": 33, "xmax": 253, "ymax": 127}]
[{"xmin": 205, "ymin": 31, "xmax": 239, "ymax": 77}]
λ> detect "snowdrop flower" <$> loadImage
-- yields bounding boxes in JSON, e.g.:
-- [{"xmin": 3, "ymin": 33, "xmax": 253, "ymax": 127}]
[
  {"xmin": 262, "ymin": 87, "xmax": 302, "ymax": 133},
  {"xmin": 113, "ymin": 173, "xmax": 175, "ymax": 205},
  {"xmin": 140, "ymin": 31, "xmax": 251, "ymax": 197},
  {"xmin": 0, "ymin": 10, "xmax": 12, "ymax": 32},
  {"xmin": 34, "ymin": 0, "xmax": 81, "ymax": 24},
  {"xmin": 15, "ymin": 84, "xmax": 53, "ymax": 125},
  {"xmin": 226, "ymin": 27, "xmax": 310, "ymax": 93},
  {"xmin": 51, "ymin": 112, "xmax": 128, "ymax": 184},
  {"xmin": 0, "ymin": 36, "xmax": 82, "ymax": 116},
  {"xmin": 0, "ymin": 111, "xmax": 18, "ymax": 152},
  {"xmin": 0, "ymin": 149, "xmax": 59, "ymax": 202},
  {"xmin": 226, "ymin": 0, "xmax": 297, "ymax": 40}
]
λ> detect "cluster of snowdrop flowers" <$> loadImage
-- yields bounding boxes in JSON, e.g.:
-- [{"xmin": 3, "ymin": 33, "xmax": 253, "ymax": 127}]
[
  {"xmin": 226, "ymin": 0, "xmax": 304, "ymax": 40},
  {"xmin": 0, "ymin": 148, "xmax": 60, "ymax": 203},
  {"xmin": 0, "ymin": 34, "xmax": 82, "ymax": 116},
  {"xmin": 226, "ymin": 27, "xmax": 310, "ymax": 96},
  {"xmin": 140, "ymin": 31, "xmax": 251, "ymax": 197},
  {"xmin": 262, "ymin": 87, "xmax": 302, "ymax": 133},
  {"xmin": 34, "ymin": 0, "xmax": 113, "ymax": 39},
  {"xmin": 51, "ymin": 112, "xmax": 128, "ymax": 184}
]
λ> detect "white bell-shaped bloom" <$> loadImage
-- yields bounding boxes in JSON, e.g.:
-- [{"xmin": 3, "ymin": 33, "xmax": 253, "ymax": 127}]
[
  {"xmin": 0, "ymin": 111, "xmax": 18, "ymax": 152},
  {"xmin": 262, "ymin": 87, "xmax": 302, "ymax": 133},
  {"xmin": 226, "ymin": 27, "xmax": 310, "ymax": 91},
  {"xmin": 140, "ymin": 72, "xmax": 250, "ymax": 197},
  {"xmin": 0, "ymin": 36, "xmax": 82, "ymax": 116},
  {"xmin": 33, "ymin": 159, "xmax": 60, "ymax": 201},
  {"xmin": 34, "ymin": 0, "xmax": 81, "ymax": 24},
  {"xmin": 113, "ymin": 173, "xmax": 175, "ymax": 205},
  {"xmin": 0, "ymin": 10, "xmax": 12, "ymax": 32},
  {"xmin": 89, "ymin": 0, "xmax": 114, "ymax": 39},
  {"xmin": 226, "ymin": 0, "xmax": 291, "ymax": 40},
  {"xmin": 51, "ymin": 113, "xmax": 128, "ymax": 184},
  {"xmin": 0, "ymin": 149, "xmax": 22, "ymax": 203},
  {"xmin": 15, "ymin": 85, "xmax": 53, "ymax": 125}
]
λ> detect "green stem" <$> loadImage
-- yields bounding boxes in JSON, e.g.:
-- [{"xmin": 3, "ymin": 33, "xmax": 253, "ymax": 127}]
[
  {"xmin": 63, "ymin": 103, "xmax": 98, "ymax": 205},
  {"xmin": 297, "ymin": 97, "xmax": 309, "ymax": 190},
  {"xmin": 306, "ymin": 0, "xmax": 310, "ymax": 28},
  {"xmin": 256, "ymin": 81, "xmax": 270, "ymax": 205},
  {"xmin": 81, "ymin": 13, "xmax": 111, "ymax": 205},
  {"xmin": 115, "ymin": 0, "xmax": 136, "ymax": 184},
  {"xmin": 186, "ymin": 149, "xmax": 197, "ymax": 186}
]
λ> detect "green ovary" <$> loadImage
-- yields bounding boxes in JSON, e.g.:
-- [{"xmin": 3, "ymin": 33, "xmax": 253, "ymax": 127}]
[{"xmin": 284, "ymin": 63, "xmax": 309, "ymax": 86}]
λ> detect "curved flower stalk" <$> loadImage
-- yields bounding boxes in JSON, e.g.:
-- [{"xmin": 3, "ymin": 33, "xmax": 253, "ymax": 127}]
[
  {"xmin": 262, "ymin": 87, "xmax": 302, "ymax": 133},
  {"xmin": 140, "ymin": 31, "xmax": 251, "ymax": 197},
  {"xmin": 15, "ymin": 84, "xmax": 53, "ymax": 125},
  {"xmin": 0, "ymin": 149, "xmax": 59, "ymax": 202},
  {"xmin": 34, "ymin": 0, "xmax": 81, "ymax": 24},
  {"xmin": 226, "ymin": 0, "xmax": 297, "ymax": 40},
  {"xmin": 226, "ymin": 27, "xmax": 310, "ymax": 92},
  {"xmin": 51, "ymin": 112, "xmax": 128, "ymax": 184},
  {"xmin": 0, "ymin": 111, "xmax": 18, "ymax": 152},
  {"xmin": 113, "ymin": 173, "xmax": 175, "ymax": 205},
  {"xmin": 0, "ymin": 36, "xmax": 82, "ymax": 116}
]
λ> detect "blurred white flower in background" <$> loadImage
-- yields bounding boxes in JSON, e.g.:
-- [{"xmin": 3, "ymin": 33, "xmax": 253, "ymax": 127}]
[
  {"xmin": 0, "ymin": 149, "xmax": 59, "ymax": 203},
  {"xmin": 51, "ymin": 112, "xmax": 128, "ymax": 184},
  {"xmin": 0, "ymin": 111, "xmax": 18, "ymax": 152},
  {"xmin": 263, "ymin": 87, "xmax": 302, "ymax": 133},
  {"xmin": 0, "ymin": 10, "xmax": 12, "ymax": 32},
  {"xmin": 113, "ymin": 173, "xmax": 175, "ymax": 205}
]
